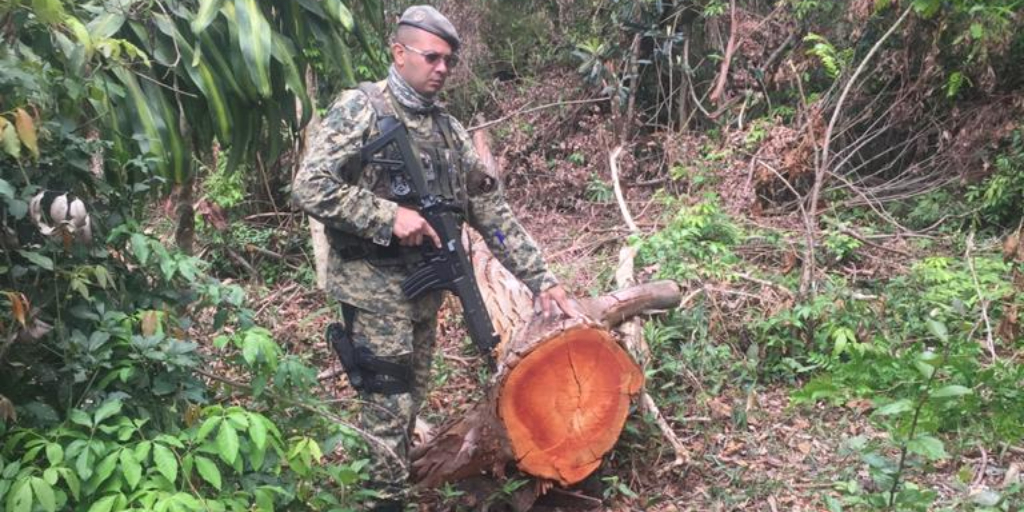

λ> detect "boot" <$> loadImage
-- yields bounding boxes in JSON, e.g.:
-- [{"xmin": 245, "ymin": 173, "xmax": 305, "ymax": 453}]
[{"xmin": 369, "ymin": 499, "xmax": 405, "ymax": 512}]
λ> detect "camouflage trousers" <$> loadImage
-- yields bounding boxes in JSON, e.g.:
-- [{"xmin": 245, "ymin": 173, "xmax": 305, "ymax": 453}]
[{"xmin": 345, "ymin": 300, "xmax": 439, "ymax": 503}]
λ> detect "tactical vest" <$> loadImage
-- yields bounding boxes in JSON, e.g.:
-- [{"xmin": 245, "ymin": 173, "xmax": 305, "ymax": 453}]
[{"xmin": 326, "ymin": 82, "xmax": 468, "ymax": 267}]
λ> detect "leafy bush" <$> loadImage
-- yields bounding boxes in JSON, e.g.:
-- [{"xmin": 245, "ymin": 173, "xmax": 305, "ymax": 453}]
[
  {"xmin": 966, "ymin": 129, "xmax": 1024, "ymax": 229},
  {"xmin": 635, "ymin": 196, "xmax": 741, "ymax": 281},
  {"xmin": 1, "ymin": 3, "xmax": 378, "ymax": 509}
]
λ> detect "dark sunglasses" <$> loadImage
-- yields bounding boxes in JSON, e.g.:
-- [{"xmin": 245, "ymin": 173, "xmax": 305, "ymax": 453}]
[{"xmin": 401, "ymin": 43, "xmax": 459, "ymax": 68}]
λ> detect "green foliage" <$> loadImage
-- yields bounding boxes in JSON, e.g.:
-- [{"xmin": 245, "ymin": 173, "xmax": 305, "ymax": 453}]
[
  {"xmin": 803, "ymin": 33, "xmax": 852, "ymax": 80},
  {"xmin": 966, "ymin": 129, "xmax": 1024, "ymax": 228},
  {"xmin": 635, "ymin": 196, "xmax": 741, "ymax": 281},
  {"xmin": 1, "ymin": 166, "xmax": 373, "ymax": 509},
  {"xmin": 481, "ymin": 0, "xmax": 560, "ymax": 78},
  {"xmin": 585, "ymin": 173, "xmax": 614, "ymax": 203},
  {"xmin": 789, "ymin": 0, "xmax": 830, "ymax": 20},
  {"xmin": 0, "ymin": 7, "xmax": 378, "ymax": 505},
  {"xmin": 900, "ymin": 189, "xmax": 961, "ymax": 231},
  {"xmin": 2, "ymin": 0, "xmax": 383, "ymax": 190},
  {"xmin": 822, "ymin": 225, "xmax": 863, "ymax": 264},
  {"xmin": 203, "ymin": 158, "xmax": 247, "ymax": 210}
]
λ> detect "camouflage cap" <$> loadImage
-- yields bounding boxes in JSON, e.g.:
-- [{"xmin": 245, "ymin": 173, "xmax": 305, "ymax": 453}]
[{"xmin": 398, "ymin": 5, "xmax": 460, "ymax": 51}]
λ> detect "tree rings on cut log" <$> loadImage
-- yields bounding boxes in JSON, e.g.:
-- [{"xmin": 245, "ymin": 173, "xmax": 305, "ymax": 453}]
[{"xmin": 497, "ymin": 325, "xmax": 643, "ymax": 485}]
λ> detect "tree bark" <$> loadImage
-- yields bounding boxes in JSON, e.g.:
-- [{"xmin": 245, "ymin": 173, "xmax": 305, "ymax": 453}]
[
  {"xmin": 174, "ymin": 178, "xmax": 195, "ymax": 254},
  {"xmin": 302, "ymin": 66, "xmax": 330, "ymax": 289},
  {"xmin": 410, "ymin": 233, "xmax": 681, "ymax": 489}
]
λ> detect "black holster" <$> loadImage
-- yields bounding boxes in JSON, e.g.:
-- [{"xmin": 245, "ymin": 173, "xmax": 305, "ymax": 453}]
[{"xmin": 327, "ymin": 305, "xmax": 413, "ymax": 395}]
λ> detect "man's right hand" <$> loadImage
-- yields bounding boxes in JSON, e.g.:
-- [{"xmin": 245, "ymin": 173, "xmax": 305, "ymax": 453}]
[{"xmin": 393, "ymin": 206, "xmax": 441, "ymax": 248}]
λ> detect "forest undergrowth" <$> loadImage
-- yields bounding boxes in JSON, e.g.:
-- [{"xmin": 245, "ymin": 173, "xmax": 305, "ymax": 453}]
[{"xmin": 3, "ymin": 0, "xmax": 1024, "ymax": 511}]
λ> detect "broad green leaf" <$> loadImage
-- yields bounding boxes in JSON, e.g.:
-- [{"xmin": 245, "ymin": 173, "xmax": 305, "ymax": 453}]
[
  {"xmin": 216, "ymin": 423, "xmax": 240, "ymax": 465},
  {"xmin": 141, "ymin": 79, "xmax": 188, "ymax": 183},
  {"xmin": 194, "ymin": 456, "xmax": 222, "ymax": 490},
  {"xmin": 926, "ymin": 319, "xmax": 948, "ymax": 342},
  {"xmin": 1, "ymin": 117, "xmax": 20, "ymax": 158},
  {"xmin": 130, "ymin": 233, "xmax": 150, "ymax": 265},
  {"xmin": 120, "ymin": 448, "xmax": 142, "ymax": 490},
  {"xmin": 13, "ymin": 109, "xmax": 39, "ymax": 159},
  {"xmin": 333, "ymin": 29, "xmax": 356, "ymax": 86},
  {"xmin": 134, "ymin": 440, "xmax": 152, "ymax": 462},
  {"xmin": 30, "ymin": 477, "xmax": 56, "ymax": 512},
  {"xmin": 233, "ymin": 0, "xmax": 273, "ymax": 97},
  {"xmin": 87, "ymin": 494, "xmax": 117, "ymax": 512},
  {"xmin": 111, "ymin": 67, "xmax": 168, "ymax": 178},
  {"xmin": 270, "ymin": 33, "xmax": 312, "ymax": 128},
  {"xmin": 199, "ymin": 31, "xmax": 247, "ymax": 100},
  {"xmin": 154, "ymin": 433, "xmax": 185, "ymax": 450},
  {"xmin": 91, "ymin": 451, "xmax": 119, "ymax": 488},
  {"xmin": 31, "ymin": 0, "xmax": 66, "ymax": 24},
  {"xmin": 70, "ymin": 409, "xmax": 92, "ymax": 428},
  {"xmin": 914, "ymin": 360, "xmax": 934, "ymax": 379},
  {"xmin": 154, "ymin": 14, "xmax": 231, "ymax": 142},
  {"xmin": 94, "ymin": 265, "xmax": 110, "ymax": 289},
  {"xmin": 931, "ymin": 385, "xmax": 972, "ymax": 398},
  {"xmin": 196, "ymin": 416, "xmax": 222, "ymax": 442},
  {"xmin": 86, "ymin": 12, "xmax": 126, "ymax": 39},
  {"xmin": 153, "ymin": 444, "xmax": 178, "ymax": 484},
  {"xmin": 907, "ymin": 434, "xmax": 947, "ymax": 460},
  {"xmin": 93, "ymin": 399, "xmax": 123, "ymax": 424},
  {"xmin": 250, "ymin": 439, "xmax": 266, "ymax": 470},
  {"xmin": 45, "ymin": 444, "xmax": 63, "ymax": 465},
  {"xmin": 58, "ymin": 468, "xmax": 80, "ymax": 500},
  {"xmin": 293, "ymin": 0, "xmax": 326, "ymax": 18},
  {"xmin": 18, "ymin": 251, "xmax": 53, "ymax": 271},
  {"xmin": 254, "ymin": 486, "xmax": 275, "ymax": 511},
  {"xmin": 874, "ymin": 399, "xmax": 914, "ymax": 416},
  {"xmin": 0, "ymin": 178, "xmax": 13, "ymax": 199},
  {"xmin": 192, "ymin": 0, "xmax": 225, "ymax": 33},
  {"xmin": 75, "ymin": 448, "xmax": 94, "ymax": 481},
  {"xmin": 323, "ymin": 0, "xmax": 353, "ymax": 31},
  {"xmin": 65, "ymin": 16, "xmax": 94, "ymax": 59},
  {"xmin": 226, "ymin": 411, "xmax": 249, "ymax": 429},
  {"xmin": 7, "ymin": 478, "xmax": 32, "ymax": 512},
  {"xmin": 249, "ymin": 414, "xmax": 267, "ymax": 450}
]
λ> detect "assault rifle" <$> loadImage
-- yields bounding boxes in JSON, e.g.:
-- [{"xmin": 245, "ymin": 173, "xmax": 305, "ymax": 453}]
[{"xmin": 360, "ymin": 117, "xmax": 501, "ymax": 355}]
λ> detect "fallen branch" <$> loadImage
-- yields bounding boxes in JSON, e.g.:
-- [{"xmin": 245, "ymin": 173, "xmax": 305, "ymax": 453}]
[
  {"xmin": 610, "ymin": 187, "xmax": 690, "ymax": 470},
  {"xmin": 468, "ymin": 97, "xmax": 611, "ymax": 133},
  {"xmin": 709, "ymin": 0, "xmax": 739, "ymax": 105},
  {"xmin": 609, "ymin": 146, "xmax": 638, "ymax": 232},
  {"xmin": 225, "ymin": 247, "xmax": 260, "ymax": 282},
  {"xmin": 837, "ymin": 226, "xmax": 912, "ymax": 258},
  {"xmin": 808, "ymin": 5, "xmax": 914, "ymax": 294}
]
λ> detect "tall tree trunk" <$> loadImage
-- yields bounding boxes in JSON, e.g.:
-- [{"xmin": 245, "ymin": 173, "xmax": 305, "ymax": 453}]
[
  {"xmin": 174, "ymin": 178, "xmax": 195, "ymax": 254},
  {"xmin": 302, "ymin": 66, "xmax": 330, "ymax": 289}
]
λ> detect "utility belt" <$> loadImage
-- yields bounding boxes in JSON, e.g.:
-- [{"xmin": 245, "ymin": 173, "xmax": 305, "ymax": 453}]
[{"xmin": 325, "ymin": 227, "xmax": 424, "ymax": 268}]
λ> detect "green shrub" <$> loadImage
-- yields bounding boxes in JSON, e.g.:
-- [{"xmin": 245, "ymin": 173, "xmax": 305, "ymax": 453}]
[{"xmin": 634, "ymin": 196, "xmax": 741, "ymax": 281}]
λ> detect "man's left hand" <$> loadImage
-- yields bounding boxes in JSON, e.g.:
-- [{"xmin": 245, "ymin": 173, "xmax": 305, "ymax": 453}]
[{"xmin": 537, "ymin": 285, "xmax": 585, "ymax": 319}]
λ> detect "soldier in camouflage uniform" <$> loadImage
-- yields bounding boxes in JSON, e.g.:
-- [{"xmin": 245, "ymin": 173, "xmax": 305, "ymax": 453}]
[{"xmin": 292, "ymin": 5, "xmax": 579, "ymax": 510}]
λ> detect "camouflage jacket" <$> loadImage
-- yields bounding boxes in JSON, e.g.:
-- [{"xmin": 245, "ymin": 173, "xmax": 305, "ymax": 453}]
[{"xmin": 293, "ymin": 80, "xmax": 558, "ymax": 319}]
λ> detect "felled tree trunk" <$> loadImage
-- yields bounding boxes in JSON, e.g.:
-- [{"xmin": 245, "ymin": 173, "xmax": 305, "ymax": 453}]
[{"xmin": 410, "ymin": 233, "xmax": 681, "ymax": 488}]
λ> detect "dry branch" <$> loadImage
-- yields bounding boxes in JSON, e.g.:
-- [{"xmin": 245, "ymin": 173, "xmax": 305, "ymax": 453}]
[{"xmin": 709, "ymin": 0, "xmax": 739, "ymax": 105}]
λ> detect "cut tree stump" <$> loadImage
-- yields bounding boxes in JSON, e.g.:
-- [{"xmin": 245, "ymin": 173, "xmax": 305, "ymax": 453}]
[{"xmin": 410, "ymin": 233, "xmax": 681, "ymax": 489}]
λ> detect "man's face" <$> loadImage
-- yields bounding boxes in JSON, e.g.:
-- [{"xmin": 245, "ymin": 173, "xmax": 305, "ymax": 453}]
[{"xmin": 392, "ymin": 28, "xmax": 456, "ymax": 97}]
